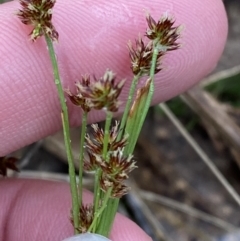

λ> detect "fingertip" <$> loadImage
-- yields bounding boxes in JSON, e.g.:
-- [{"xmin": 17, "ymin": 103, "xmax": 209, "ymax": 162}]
[
  {"xmin": 151, "ymin": 0, "xmax": 228, "ymax": 103},
  {"xmin": 0, "ymin": 0, "xmax": 228, "ymax": 155},
  {"xmin": 111, "ymin": 214, "xmax": 153, "ymax": 241},
  {"xmin": 0, "ymin": 179, "xmax": 151, "ymax": 241}
]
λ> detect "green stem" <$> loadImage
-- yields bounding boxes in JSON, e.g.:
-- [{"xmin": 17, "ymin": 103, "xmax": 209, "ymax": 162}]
[
  {"xmin": 124, "ymin": 95, "xmax": 146, "ymax": 155},
  {"xmin": 134, "ymin": 43, "xmax": 162, "ymax": 139},
  {"xmin": 138, "ymin": 44, "xmax": 158, "ymax": 126},
  {"xmin": 96, "ymin": 198, "xmax": 119, "ymax": 236},
  {"xmin": 118, "ymin": 73, "xmax": 141, "ymax": 140},
  {"xmin": 45, "ymin": 35, "xmax": 79, "ymax": 234},
  {"xmin": 78, "ymin": 112, "xmax": 88, "ymax": 210},
  {"xmin": 93, "ymin": 168, "xmax": 101, "ymax": 227},
  {"xmin": 128, "ymin": 44, "xmax": 159, "ymax": 154},
  {"xmin": 88, "ymin": 187, "xmax": 113, "ymax": 232},
  {"xmin": 102, "ymin": 111, "xmax": 113, "ymax": 160},
  {"xmin": 149, "ymin": 42, "xmax": 159, "ymax": 79},
  {"xmin": 93, "ymin": 111, "xmax": 113, "ymax": 231}
]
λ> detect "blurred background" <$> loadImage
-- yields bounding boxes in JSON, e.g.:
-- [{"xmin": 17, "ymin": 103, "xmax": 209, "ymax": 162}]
[{"xmin": 2, "ymin": 0, "xmax": 240, "ymax": 240}]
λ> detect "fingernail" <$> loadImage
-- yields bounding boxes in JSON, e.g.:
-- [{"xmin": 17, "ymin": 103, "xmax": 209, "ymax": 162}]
[{"xmin": 62, "ymin": 233, "xmax": 112, "ymax": 241}]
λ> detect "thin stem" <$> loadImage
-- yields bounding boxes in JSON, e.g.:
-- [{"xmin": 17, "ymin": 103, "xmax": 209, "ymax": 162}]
[
  {"xmin": 125, "ymin": 45, "xmax": 159, "ymax": 155},
  {"xmin": 118, "ymin": 73, "xmax": 141, "ymax": 140},
  {"xmin": 136, "ymin": 44, "xmax": 158, "ymax": 130},
  {"xmin": 124, "ymin": 93, "xmax": 147, "ymax": 154},
  {"xmin": 102, "ymin": 111, "xmax": 113, "ymax": 159},
  {"xmin": 96, "ymin": 198, "xmax": 119, "ymax": 236},
  {"xmin": 149, "ymin": 42, "xmax": 159, "ymax": 78},
  {"xmin": 45, "ymin": 35, "xmax": 79, "ymax": 234},
  {"xmin": 78, "ymin": 112, "xmax": 88, "ymax": 209},
  {"xmin": 93, "ymin": 168, "xmax": 101, "ymax": 227},
  {"xmin": 93, "ymin": 111, "xmax": 113, "ymax": 230},
  {"xmin": 88, "ymin": 187, "xmax": 113, "ymax": 233}
]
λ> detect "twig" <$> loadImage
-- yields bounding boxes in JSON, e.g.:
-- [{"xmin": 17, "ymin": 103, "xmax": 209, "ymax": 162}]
[
  {"xmin": 200, "ymin": 65, "xmax": 240, "ymax": 87},
  {"xmin": 140, "ymin": 190, "xmax": 238, "ymax": 232},
  {"xmin": 158, "ymin": 102, "xmax": 240, "ymax": 206}
]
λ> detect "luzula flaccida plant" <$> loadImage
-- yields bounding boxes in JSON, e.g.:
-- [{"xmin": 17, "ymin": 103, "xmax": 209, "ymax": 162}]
[{"xmin": 14, "ymin": 0, "xmax": 182, "ymax": 239}]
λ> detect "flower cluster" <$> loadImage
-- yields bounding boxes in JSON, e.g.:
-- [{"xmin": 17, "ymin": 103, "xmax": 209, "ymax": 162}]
[
  {"xmin": 146, "ymin": 13, "xmax": 182, "ymax": 50},
  {"xmin": 85, "ymin": 121, "xmax": 128, "ymax": 155},
  {"xmin": 17, "ymin": 0, "xmax": 58, "ymax": 41},
  {"xmin": 70, "ymin": 204, "xmax": 94, "ymax": 233},
  {"xmin": 65, "ymin": 75, "xmax": 92, "ymax": 113},
  {"xmin": 0, "ymin": 156, "xmax": 19, "ymax": 177},
  {"xmin": 67, "ymin": 70, "xmax": 125, "ymax": 112},
  {"xmin": 84, "ymin": 122, "xmax": 128, "ymax": 172},
  {"xmin": 128, "ymin": 13, "xmax": 182, "ymax": 76},
  {"xmin": 16, "ymin": 1, "xmax": 183, "ymax": 235},
  {"xmin": 128, "ymin": 38, "xmax": 163, "ymax": 75},
  {"xmin": 100, "ymin": 150, "xmax": 136, "ymax": 198},
  {"xmin": 84, "ymin": 122, "xmax": 137, "ymax": 198}
]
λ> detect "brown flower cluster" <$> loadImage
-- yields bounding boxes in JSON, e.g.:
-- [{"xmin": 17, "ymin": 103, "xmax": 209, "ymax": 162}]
[
  {"xmin": 84, "ymin": 122, "xmax": 137, "ymax": 198},
  {"xmin": 84, "ymin": 122, "xmax": 128, "ymax": 172},
  {"xmin": 67, "ymin": 70, "xmax": 125, "ymax": 112},
  {"xmin": 128, "ymin": 38, "xmax": 163, "ymax": 76},
  {"xmin": 85, "ymin": 122, "xmax": 128, "ymax": 155},
  {"xmin": 65, "ymin": 75, "xmax": 92, "ymax": 113},
  {"xmin": 0, "ymin": 156, "xmax": 19, "ymax": 177},
  {"xmin": 17, "ymin": 0, "xmax": 58, "ymax": 41},
  {"xmin": 128, "ymin": 13, "xmax": 182, "ymax": 76},
  {"xmin": 100, "ymin": 149, "xmax": 136, "ymax": 198},
  {"xmin": 70, "ymin": 204, "xmax": 94, "ymax": 233},
  {"xmin": 146, "ymin": 13, "xmax": 182, "ymax": 51}
]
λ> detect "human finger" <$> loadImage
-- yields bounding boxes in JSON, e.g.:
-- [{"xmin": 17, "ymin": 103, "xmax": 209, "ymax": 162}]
[
  {"xmin": 0, "ymin": 179, "xmax": 152, "ymax": 241},
  {"xmin": 0, "ymin": 0, "xmax": 227, "ymax": 155}
]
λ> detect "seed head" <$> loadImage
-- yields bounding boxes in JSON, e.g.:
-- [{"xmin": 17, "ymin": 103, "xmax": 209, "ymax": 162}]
[
  {"xmin": 17, "ymin": 0, "xmax": 58, "ymax": 41},
  {"xmin": 77, "ymin": 70, "xmax": 125, "ymax": 112},
  {"xmin": 146, "ymin": 13, "xmax": 182, "ymax": 51},
  {"xmin": 99, "ymin": 149, "xmax": 137, "ymax": 198},
  {"xmin": 83, "ymin": 152, "xmax": 102, "ymax": 172},
  {"xmin": 100, "ymin": 149, "xmax": 137, "ymax": 182},
  {"xmin": 70, "ymin": 204, "xmax": 94, "ymax": 233},
  {"xmin": 66, "ymin": 75, "xmax": 92, "ymax": 113},
  {"xmin": 100, "ymin": 175, "xmax": 130, "ymax": 198},
  {"xmin": 85, "ymin": 122, "xmax": 128, "ymax": 155},
  {"xmin": 128, "ymin": 37, "xmax": 163, "ymax": 76},
  {"xmin": 84, "ymin": 122, "xmax": 128, "ymax": 172}
]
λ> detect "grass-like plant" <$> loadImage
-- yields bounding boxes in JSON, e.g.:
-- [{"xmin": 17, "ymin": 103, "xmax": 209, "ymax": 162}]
[{"xmin": 7, "ymin": 0, "xmax": 182, "ymax": 239}]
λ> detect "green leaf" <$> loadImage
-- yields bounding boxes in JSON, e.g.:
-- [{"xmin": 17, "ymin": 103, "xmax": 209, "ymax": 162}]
[{"xmin": 125, "ymin": 78, "xmax": 152, "ymax": 154}]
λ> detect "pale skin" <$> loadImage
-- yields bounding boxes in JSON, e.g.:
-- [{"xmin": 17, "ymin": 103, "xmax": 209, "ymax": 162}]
[{"xmin": 0, "ymin": 0, "xmax": 227, "ymax": 240}]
